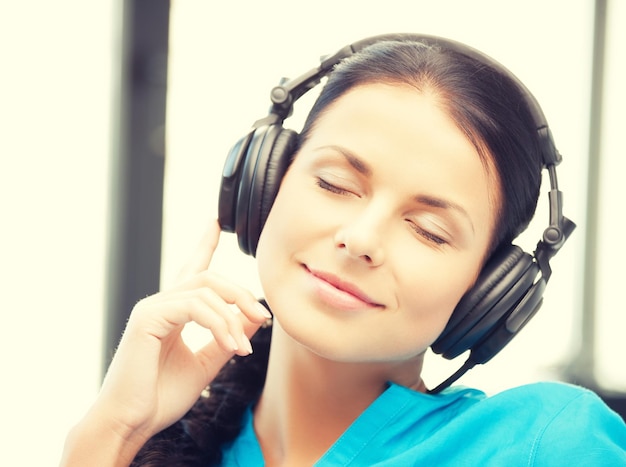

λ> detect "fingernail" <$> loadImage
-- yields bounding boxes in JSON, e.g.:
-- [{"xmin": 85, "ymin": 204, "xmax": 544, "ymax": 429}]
[
  {"xmin": 256, "ymin": 302, "xmax": 272, "ymax": 319},
  {"xmin": 242, "ymin": 335, "xmax": 253, "ymax": 355},
  {"xmin": 227, "ymin": 335, "xmax": 239, "ymax": 351}
]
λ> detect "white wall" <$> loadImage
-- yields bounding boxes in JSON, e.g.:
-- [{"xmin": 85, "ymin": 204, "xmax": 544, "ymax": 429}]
[
  {"xmin": 0, "ymin": 1, "xmax": 116, "ymax": 465},
  {"xmin": 1, "ymin": 0, "xmax": 623, "ymax": 465},
  {"xmin": 595, "ymin": 0, "xmax": 626, "ymax": 389}
]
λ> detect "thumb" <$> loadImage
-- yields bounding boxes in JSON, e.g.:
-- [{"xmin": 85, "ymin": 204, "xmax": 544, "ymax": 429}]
[{"xmin": 176, "ymin": 219, "xmax": 221, "ymax": 284}]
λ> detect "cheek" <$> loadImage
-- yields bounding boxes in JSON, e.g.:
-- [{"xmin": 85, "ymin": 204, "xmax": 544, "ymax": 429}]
[
  {"xmin": 259, "ymin": 183, "xmax": 306, "ymax": 249},
  {"xmin": 256, "ymin": 173, "xmax": 313, "ymax": 275},
  {"xmin": 394, "ymin": 252, "xmax": 483, "ymax": 338},
  {"xmin": 258, "ymin": 166, "xmax": 329, "ymax": 251}
]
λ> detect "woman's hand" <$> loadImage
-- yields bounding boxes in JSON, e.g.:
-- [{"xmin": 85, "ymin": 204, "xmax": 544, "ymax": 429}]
[{"xmin": 61, "ymin": 220, "xmax": 271, "ymax": 466}]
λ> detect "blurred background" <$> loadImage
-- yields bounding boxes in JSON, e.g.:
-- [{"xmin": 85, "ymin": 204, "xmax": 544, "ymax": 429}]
[{"xmin": 1, "ymin": 0, "xmax": 624, "ymax": 464}]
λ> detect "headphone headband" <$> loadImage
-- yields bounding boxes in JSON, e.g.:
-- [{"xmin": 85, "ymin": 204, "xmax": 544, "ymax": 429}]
[{"xmin": 269, "ymin": 33, "xmax": 561, "ymax": 167}]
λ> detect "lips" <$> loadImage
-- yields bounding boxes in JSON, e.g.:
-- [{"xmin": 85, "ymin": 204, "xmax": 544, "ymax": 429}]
[{"xmin": 304, "ymin": 265, "xmax": 384, "ymax": 310}]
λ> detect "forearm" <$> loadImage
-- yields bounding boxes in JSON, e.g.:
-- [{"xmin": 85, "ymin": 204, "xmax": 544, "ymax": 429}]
[{"xmin": 59, "ymin": 412, "xmax": 149, "ymax": 467}]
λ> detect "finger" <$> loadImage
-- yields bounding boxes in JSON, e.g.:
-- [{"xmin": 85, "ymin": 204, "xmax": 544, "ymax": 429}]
[
  {"xmin": 134, "ymin": 287, "xmax": 257, "ymax": 355},
  {"xmin": 194, "ymin": 310, "xmax": 267, "ymax": 377},
  {"xmin": 136, "ymin": 290, "xmax": 234, "ymax": 351},
  {"xmin": 179, "ymin": 287, "xmax": 254, "ymax": 355},
  {"xmin": 172, "ymin": 271, "xmax": 272, "ymax": 324},
  {"xmin": 176, "ymin": 219, "xmax": 221, "ymax": 283}
]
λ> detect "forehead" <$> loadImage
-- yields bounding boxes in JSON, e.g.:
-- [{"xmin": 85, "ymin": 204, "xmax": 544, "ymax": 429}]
[
  {"xmin": 313, "ymin": 82, "xmax": 500, "ymax": 197},
  {"xmin": 298, "ymin": 82, "xmax": 501, "ymax": 242}
]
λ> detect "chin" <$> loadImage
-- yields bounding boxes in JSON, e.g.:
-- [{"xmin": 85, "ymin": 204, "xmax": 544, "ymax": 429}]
[{"xmin": 272, "ymin": 311, "xmax": 427, "ymax": 365}]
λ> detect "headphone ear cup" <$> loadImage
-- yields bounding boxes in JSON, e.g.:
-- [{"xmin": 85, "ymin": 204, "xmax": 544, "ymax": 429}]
[
  {"xmin": 218, "ymin": 130, "xmax": 255, "ymax": 233},
  {"xmin": 470, "ymin": 277, "xmax": 546, "ymax": 365},
  {"xmin": 431, "ymin": 245, "xmax": 539, "ymax": 359},
  {"xmin": 220, "ymin": 123, "xmax": 298, "ymax": 256},
  {"xmin": 221, "ymin": 124, "xmax": 280, "ymax": 254},
  {"xmin": 232, "ymin": 124, "xmax": 277, "ymax": 255},
  {"xmin": 246, "ymin": 127, "xmax": 299, "ymax": 256}
]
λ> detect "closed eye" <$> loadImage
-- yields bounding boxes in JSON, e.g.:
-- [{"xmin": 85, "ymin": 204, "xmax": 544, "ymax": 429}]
[
  {"xmin": 316, "ymin": 177, "xmax": 352, "ymax": 196},
  {"xmin": 406, "ymin": 220, "xmax": 448, "ymax": 246}
]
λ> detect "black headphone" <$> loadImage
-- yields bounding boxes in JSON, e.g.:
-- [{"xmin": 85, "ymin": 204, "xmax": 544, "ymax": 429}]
[{"xmin": 218, "ymin": 33, "xmax": 576, "ymax": 392}]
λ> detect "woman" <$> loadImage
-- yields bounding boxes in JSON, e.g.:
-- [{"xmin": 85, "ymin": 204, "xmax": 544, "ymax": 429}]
[{"xmin": 62, "ymin": 35, "xmax": 626, "ymax": 466}]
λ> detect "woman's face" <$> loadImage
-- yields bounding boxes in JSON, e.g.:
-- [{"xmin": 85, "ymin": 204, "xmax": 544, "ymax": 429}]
[{"xmin": 256, "ymin": 82, "xmax": 499, "ymax": 363}]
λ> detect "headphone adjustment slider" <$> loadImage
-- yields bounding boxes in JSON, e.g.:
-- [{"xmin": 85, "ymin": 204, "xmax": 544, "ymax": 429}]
[{"xmin": 270, "ymin": 83, "xmax": 293, "ymax": 119}]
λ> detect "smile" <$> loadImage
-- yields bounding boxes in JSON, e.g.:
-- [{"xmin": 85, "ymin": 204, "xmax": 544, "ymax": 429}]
[{"xmin": 304, "ymin": 265, "xmax": 384, "ymax": 311}]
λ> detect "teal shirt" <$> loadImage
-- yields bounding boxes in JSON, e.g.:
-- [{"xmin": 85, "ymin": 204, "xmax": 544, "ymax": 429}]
[{"xmin": 220, "ymin": 382, "xmax": 626, "ymax": 466}]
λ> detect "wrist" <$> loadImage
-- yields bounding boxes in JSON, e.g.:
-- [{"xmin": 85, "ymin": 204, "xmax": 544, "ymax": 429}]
[{"xmin": 60, "ymin": 410, "xmax": 150, "ymax": 467}]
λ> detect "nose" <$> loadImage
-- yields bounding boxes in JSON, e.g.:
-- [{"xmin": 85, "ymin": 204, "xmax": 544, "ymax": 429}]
[{"xmin": 334, "ymin": 210, "xmax": 386, "ymax": 266}]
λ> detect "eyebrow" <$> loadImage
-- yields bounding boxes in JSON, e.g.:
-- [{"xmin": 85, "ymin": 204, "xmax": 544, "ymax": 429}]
[
  {"xmin": 318, "ymin": 145, "xmax": 372, "ymax": 176},
  {"xmin": 414, "ymin": 195, "xmax": 475, "ymax": 234},
  {"xmin": 315, "ymin": 144, "xmax": 475, "ymax": 233}
]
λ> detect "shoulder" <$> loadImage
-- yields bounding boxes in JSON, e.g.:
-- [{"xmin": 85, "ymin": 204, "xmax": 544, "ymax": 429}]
[
  {"xmin": 483, "ymin": 382, "xmax": 626, "ymax": 465},
  {"xmin": 485, "ymin": 380, "xmax": 605, "ymax": 410},
  {"xmin": 356, "ymin": 382, "xmax": 624, "ymax": 465},
  {"xmin": 486, "ymin": 381, "xmax": 622, "ymax": 422}
]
